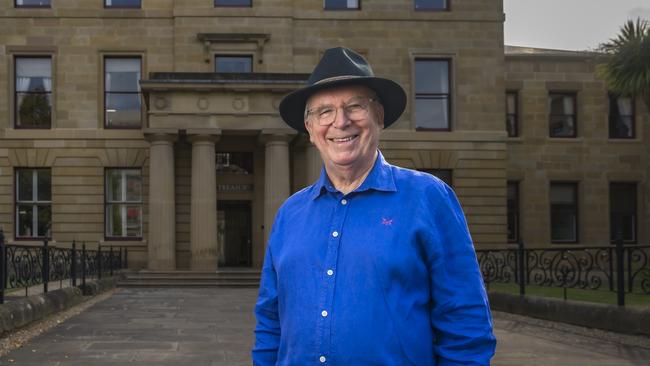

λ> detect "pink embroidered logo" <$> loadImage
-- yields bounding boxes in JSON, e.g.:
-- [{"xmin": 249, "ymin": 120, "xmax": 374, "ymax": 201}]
[{"xmin": 381, "ymin": 218, "xmax": 393, "ymax": 226}]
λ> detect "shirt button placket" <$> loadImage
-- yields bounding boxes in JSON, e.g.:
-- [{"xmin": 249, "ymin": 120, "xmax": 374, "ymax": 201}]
[{"xmin": 320, "ymin": 196, "xmax": 347, "ymax": 364}]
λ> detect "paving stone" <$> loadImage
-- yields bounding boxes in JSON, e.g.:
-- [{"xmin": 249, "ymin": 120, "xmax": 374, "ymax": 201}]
[{"xmin": 1, "ymin": 288, "xmax": 650, "ymax": 365}]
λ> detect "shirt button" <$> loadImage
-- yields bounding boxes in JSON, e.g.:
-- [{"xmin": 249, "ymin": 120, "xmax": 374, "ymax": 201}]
[
  {"xmin": 321, "ymin": 310, "xmax": 328, "ymax": 317},
  {"xmin": 341, "ymin": 199, "xmax": 347, "ymax": 205},
  {"xmin": 327, "ymin": 269, "xmax": 334, "ymax": 276},
  {"xmin": 332, "ymin": 231, "xmax": 339, "ymax": 238},
  {"xmin": 319, "ymin": 356, "xmax": 327, "ymax": 363}
]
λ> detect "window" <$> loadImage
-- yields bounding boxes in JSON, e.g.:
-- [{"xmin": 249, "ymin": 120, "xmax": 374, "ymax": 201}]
[
  {"xmin": 105, "ymin": 0, "xmax": 141, "ymax": 8},
  {"xmin": 610, "ymin": 183, "xmax": 636, "ymax": 243},
  {"xmin": 415, "ymin": 0, "xmax": 449, "ymax": 11},
  {"xmin": 15, "ymin": 0, "xmax": 50, "ymax": 7},
  {"xmin": 550, "ymin": 183, "xmax": 578, "ymax": 243},
  {"xmin": 420, "ymin": 169, "xmax": 452, "ymax": 187},
  {"xmin": 214, "ymin": 55, "xmax": 253, "ymax": 73},
  {"xmin": 216, "ymin": 152, "xmax": 254, "ymax": 174},
  {"xmin": 507, "ymin": 181, "xmax": 519, "ymax": 243},
  {"xmin": 15, "ymin": 56, "xmax": 52, "ymax": 129},
  {"xmin": 414, "ymin": 59, "xmax": 450, "ymax": 130},
  {"xmin": 324, "ymin": 0, "xmax": 359, "ymax": 10},
  {"xmin": 548, "ymin": 93, "xmax": 576, "ymax": 137},
  {"xmin": 105, "ymin": 169, "xmax": 142, "ymax": 239},
  {"xmin": 609, "ymin": 94, "xmax": 635, "ymax": 139},
  {"xmin": 214, "ymin": 0, "xmax": 252, "ymax": 6},
  {"xmin": 506, "ymin": 91, "xmax": 518, "ymax": 137},
  {"xmin": 104, "ymin": 57, "xmax": 141, "ymax": 128},
  {"xmin": 15, "ymin": 169, "xmax": 51, "ymax": 239}
]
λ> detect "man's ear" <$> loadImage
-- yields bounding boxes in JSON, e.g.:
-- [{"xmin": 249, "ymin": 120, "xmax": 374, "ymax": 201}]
[
  {"xmin": 375, "ymin": 103, "xmax": 385, "ymax": 129},
  {"xmin": 305, "ymin": 120, "xmax": 315, "ymax": 144}
]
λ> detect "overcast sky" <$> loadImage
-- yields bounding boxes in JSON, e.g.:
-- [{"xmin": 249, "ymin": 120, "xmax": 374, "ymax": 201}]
[{"xmin": 504, "ymin": 0, "xmax": 650, "ymax": 51}]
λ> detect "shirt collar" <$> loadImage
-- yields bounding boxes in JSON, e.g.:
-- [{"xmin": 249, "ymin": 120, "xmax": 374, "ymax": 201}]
[{"xmin": 309, "ymin": 150, "xmax": 397, "ymax": 200}]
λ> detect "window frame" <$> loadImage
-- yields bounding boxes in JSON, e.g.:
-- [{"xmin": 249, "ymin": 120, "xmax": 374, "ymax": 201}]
[
  {"xmin": 507, "ymin": 181, "xmax": 520, "ymax": 243},
  {"xmin": 214, "ymin": 54, "xmax": 254, "ymax": 73},
  {"xmin": 104, "ymin": 0, "xmax": 142, "ymax": 9},
  {"xmin": 414, "ymin": 58, "xmax": 452, "ymax": 131},
  {"xmin": 609, "ymin": 182, "xmax": 637, "ymax": 244},
  {"xmin": 214, "ymin": 0, "xmax": 252, "ymax": 7},
  {"xmin": 324, "ymin": 0, "xmax": 361, "ymax": 10},
  {"xmin": 548, "ymin": 92, "xmax": 577, "ymax": 138},
  {"xmin": 14, "ymin": 168, "xmax": 52, "ymax": 240},
  {"xmin": 14, "ymin": 0, "xmax": 51, "ymax": 8},
  {"xmin": 414, "ymin": 0, "xmax": 450, "ymax": 12},
  {"xmin": 550, "ymin": 182, "xmax": 579, "ymax": 244},
  {"xmin": 103, "ymin": 55, "xmax": 143, "ymax": 130},
  {"xmin": 608, "ymin": 93, "xmax": 636, "ymax": 139},
  {"xmin": 104, "ymin": 168, "xmax": 143, "ymax": 241},
  {"xmin": 506, "ymin": 91, "xmax": 519, "ymax": 137},
  {"xmin": 14, "ymin": 55, "xmax": 53, "ymax": 130}
]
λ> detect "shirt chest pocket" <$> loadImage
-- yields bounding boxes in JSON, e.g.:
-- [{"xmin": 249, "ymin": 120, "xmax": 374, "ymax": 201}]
[{"xmin": 341, "ymin": 213, "xmax": 426, "ymax": 287}]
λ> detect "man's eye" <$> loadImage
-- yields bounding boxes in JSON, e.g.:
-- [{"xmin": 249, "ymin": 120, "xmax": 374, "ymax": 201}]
[
  {"xmin": 318, "ymin": 108, "xmax": 334, "ymax": 117},
  {"xmin": 346, "ymin": 104, "xmax": 363, "ymax": 112}
]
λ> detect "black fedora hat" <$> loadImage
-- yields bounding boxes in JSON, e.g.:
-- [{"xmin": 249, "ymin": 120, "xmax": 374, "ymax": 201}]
[{"xmin": 279, "ymin": 47, "xmax": 406, "ymax": 133}]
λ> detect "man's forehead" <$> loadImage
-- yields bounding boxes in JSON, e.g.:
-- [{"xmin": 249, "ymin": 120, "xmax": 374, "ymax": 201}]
[{"xmin": 306, "ymin": 85, "xmax": 375, "ymax": 106}]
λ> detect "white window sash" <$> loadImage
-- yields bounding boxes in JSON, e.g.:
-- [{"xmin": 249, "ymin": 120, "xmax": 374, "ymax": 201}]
[{"xmin": 617, "ymin": 97, "xmax": 632, "ymax": 116}]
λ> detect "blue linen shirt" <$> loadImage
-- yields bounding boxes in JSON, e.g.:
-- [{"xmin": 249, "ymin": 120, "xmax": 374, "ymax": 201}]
[{"xmin": 253, "ymin": 151, "xmax": 496, "ymax": 365}]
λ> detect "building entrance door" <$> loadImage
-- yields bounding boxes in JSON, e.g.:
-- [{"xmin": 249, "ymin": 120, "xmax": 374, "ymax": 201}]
[{"xmin": 217, "ymin": 201, "xmax": 252, "ymax": 267}]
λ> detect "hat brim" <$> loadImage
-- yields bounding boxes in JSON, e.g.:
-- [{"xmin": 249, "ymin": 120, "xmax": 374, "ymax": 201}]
[{"xmin": 279, "ymin": 76, "xmax": 407, "ymax": 133}]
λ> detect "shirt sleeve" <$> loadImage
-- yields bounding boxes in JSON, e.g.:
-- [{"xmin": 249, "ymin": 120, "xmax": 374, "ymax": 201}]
[
  {"xmin": 426, "ymin": 184, "xmax": 496, "ymax": 366},
  {"xmin": 252, "ymin": 228, "xmax": 281, "ymax": 365}
]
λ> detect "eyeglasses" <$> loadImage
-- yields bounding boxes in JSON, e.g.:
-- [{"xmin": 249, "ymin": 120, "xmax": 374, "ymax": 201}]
[{"xmin": 305, "ymin": 96, "xmax": 378, "ymax": 126}]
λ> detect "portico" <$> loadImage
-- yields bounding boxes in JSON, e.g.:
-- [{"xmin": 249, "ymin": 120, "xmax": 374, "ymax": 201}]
[{"xmin": 141, "ymin": 73, "xmax": 314, "ymax": 270}]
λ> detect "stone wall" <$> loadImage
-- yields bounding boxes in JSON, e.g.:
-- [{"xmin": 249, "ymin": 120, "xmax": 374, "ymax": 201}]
[{"xmin": 505, "ymin": 55, "xmax": 649, "ymax": 246}]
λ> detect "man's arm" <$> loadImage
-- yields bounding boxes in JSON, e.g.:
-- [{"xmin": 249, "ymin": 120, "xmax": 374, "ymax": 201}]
[
  {"xmin": 427, "ymin": 184, "xmax": 496, "ymax": 366},
  {"xmin": 252, "ymin": 246, "xmax": 281, "ymax": 366}
]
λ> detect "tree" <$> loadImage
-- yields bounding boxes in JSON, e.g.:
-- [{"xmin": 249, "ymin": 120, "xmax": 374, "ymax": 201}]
[
  {"xmin": 597, "ymin": 18, "xmax": 650, "ymax": 110},
  {"xmin": 18, "ymin": 91, "xmax": 51, "ymax": 127}
]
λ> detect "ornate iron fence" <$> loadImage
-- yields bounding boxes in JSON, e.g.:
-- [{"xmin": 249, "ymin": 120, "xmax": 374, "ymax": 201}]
[
  {"xmin": 476, "ymin": 239, "xmax": 650, "ymax": 306},
  {"xmin": 0, "ymin": 230, "xmax": 128, "ymax": 304}
]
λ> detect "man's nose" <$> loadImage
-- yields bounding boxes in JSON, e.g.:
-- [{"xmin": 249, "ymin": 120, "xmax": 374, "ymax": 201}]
[{"xmin": 331, "ymin": 107, "xmax": 351, "ymax": 129}]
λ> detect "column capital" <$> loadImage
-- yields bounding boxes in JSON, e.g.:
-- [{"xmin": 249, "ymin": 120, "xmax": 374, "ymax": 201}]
[
  {"xmin": 187, "ymin": 133, "xmax": 221, "ymax": 145},
  {"xmin": 144, "ymin": 131, "xmax": 178, "ymax": 144},
  {"xmin": 258, "ymin": 130, "xmax": 297, "ymax": 145}
]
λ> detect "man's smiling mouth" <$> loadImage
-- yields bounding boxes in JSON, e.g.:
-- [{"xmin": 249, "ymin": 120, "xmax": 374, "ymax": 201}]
[{"xmin": 328, "ymin": 135, "xmax": 359, "ymax": 143}]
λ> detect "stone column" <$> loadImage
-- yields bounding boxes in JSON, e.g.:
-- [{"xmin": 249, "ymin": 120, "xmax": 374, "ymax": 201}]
[
  {"xmin": 305, "ymin": 143, "xmax": 322, "ymax": 184},
  {"xmin": 261, "ymin": 133, "xmax": 293, "ymax": 245},
  {"xmin": 188, "ymin": 133, "xmax": 220, "ymax": 271},
  {"xmin": 146, "ymin": 133, "xmax": 177, "ymax": 270}
]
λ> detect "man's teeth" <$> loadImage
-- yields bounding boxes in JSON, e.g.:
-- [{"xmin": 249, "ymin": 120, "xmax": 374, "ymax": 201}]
[{"xmin": 331, "ymin": 136, "xmax": 355, "ymax": 142}]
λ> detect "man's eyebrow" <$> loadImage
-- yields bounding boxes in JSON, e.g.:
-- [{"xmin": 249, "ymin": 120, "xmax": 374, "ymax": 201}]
[{"xmin": 306, "ymin": 94, "xmax": 375, "ymax": 111}]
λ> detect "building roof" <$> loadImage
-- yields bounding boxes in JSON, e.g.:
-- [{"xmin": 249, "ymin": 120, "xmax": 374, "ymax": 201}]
[{"xmin": 505, "ymin": 45, "xmax": 603, "ymax": 60}]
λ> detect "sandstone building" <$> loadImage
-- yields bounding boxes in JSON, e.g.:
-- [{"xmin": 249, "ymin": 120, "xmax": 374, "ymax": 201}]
[{"xmin": 0, "ymin": 0, "xmax": 646, "ymax": 271}]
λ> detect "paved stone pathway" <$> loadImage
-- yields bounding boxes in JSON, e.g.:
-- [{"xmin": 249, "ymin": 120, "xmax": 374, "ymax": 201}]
[{"xmin": 0, "ymin": 288, "xmax": 649, "ymax": 365}]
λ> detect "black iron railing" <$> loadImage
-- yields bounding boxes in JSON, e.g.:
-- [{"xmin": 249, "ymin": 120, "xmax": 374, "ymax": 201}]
[
  {"xmin": 0, "ymin": 229, "xmax": 128, "ymax": 304},
  {"xmin": 476, "ymin": 238, "xmax": 650, "ymax": 306}
]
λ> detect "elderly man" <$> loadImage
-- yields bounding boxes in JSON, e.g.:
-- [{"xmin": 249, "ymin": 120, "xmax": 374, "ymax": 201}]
[{"xmin": 253, "ymin": 47, "xmax": 496, "ymax": 365}]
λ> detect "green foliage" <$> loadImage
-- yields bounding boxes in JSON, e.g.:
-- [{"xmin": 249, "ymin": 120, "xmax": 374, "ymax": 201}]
[
  {"xmin": 487, "ymin": 283, "xmax": 650, "ymax": 309},
  {"xmin": 18, "ymin": 93, "xmax": 51, "ymax": 127},
  {"xmin": 597, "ymin": 18, "xmax": 650, "ymax": 108}
]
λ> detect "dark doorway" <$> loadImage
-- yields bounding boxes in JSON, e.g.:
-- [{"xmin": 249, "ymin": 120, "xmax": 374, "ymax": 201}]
[{"xmin": 217, "ymin": 201, "xmax": 252, "ymax": 267}]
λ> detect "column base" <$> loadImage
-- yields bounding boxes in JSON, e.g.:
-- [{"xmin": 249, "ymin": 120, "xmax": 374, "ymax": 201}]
[{"xmin": 148, "ymin": 258, "xmax": 176, "ymax": 271}]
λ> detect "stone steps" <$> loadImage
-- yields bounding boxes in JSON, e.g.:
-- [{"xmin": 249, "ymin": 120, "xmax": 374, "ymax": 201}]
[{"xmin": 118, "ymin": 269, "xmax": 261, "ymax": 288}]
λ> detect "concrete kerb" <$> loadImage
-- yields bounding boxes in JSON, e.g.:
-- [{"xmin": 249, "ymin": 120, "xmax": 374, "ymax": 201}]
[
  {"xmin": 0, "ymin": 276, "xmax": 121, "ymax": 336},
  {"xmin": 489, "ymin": 291, "xmax": 650, "ymax": 337}
]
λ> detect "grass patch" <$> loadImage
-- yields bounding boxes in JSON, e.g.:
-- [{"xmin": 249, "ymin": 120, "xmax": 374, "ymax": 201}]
[{"xmin": 486, "ymin": 282, "xmax": 650, "ymax": 309}]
